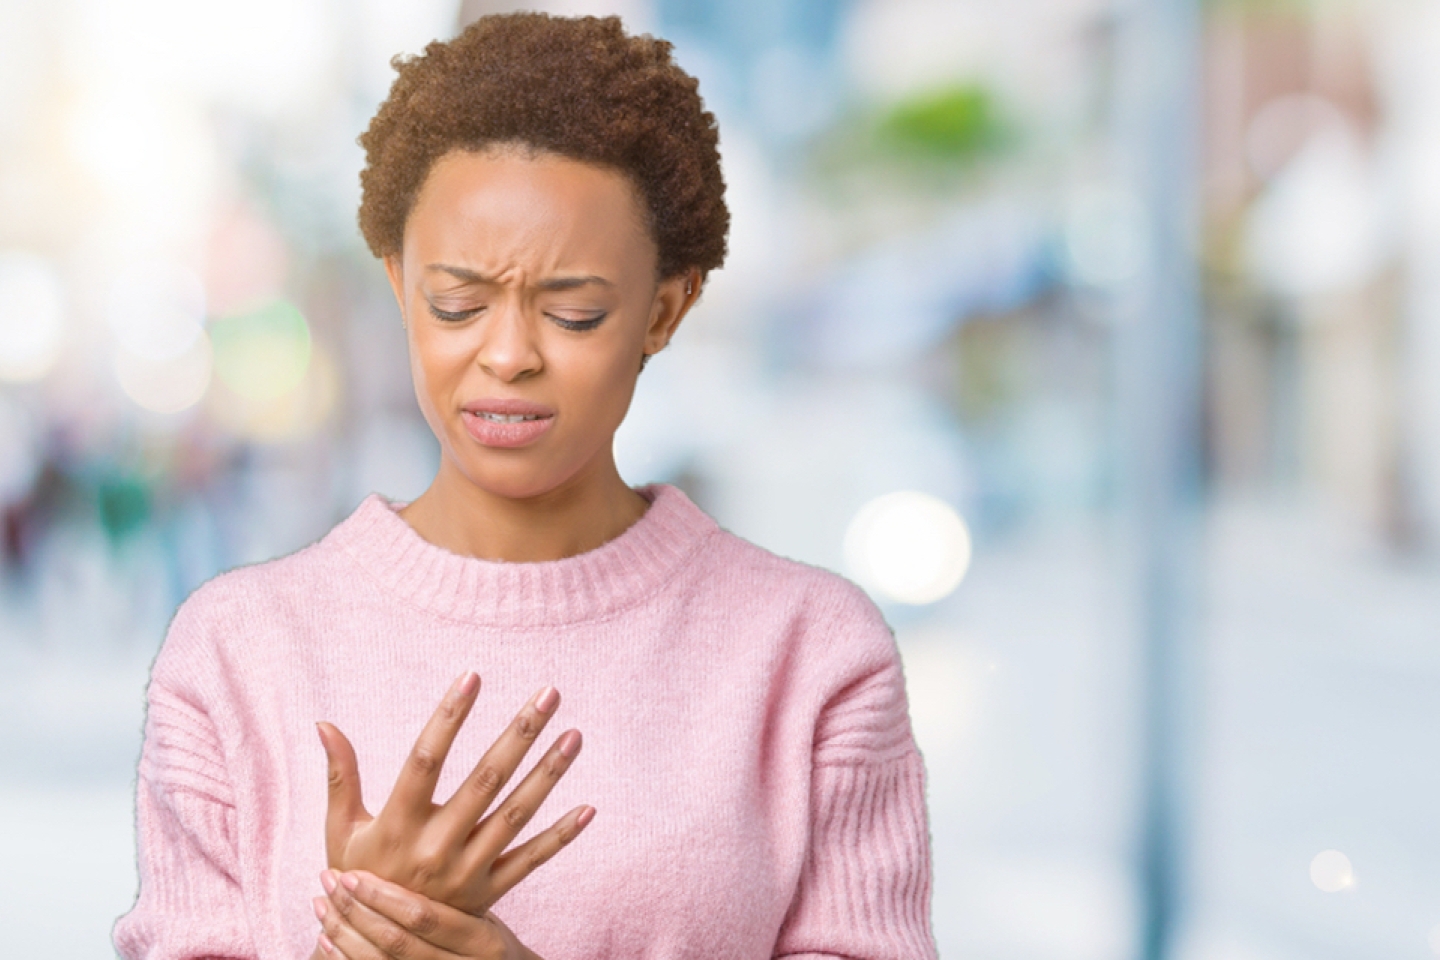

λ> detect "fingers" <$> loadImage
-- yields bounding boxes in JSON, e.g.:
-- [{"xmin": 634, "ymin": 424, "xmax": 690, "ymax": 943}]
[
  {"xmin": 321, "ymin": 869, "xmax": 491, "ymax": 958},
  {"xmin": 466, "ymin": 728, "xmax": 583, "ymax": 865},
  {"xmin": 487, "ymin": 804, "xmax": 596, "ymax": 901},
  {"xmin": 381, "ymin": 673, "xmax": 481, "ymax": 819},
  {"xmin": 318, "ymin": 722, "xmax": 367, "ymax": 866},
  {"xmin": 315, "ymin": 895, "xmax": 410, "ymax": 960},
  {"xmin": 437, "ymin": 686, "xmax": 560, "ymax": 838}
]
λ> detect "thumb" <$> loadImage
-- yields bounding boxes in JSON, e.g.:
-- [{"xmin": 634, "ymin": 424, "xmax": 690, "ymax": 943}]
[{"xmin": 317, "ymin": 721, "xmax": 367, "ymax": 865}]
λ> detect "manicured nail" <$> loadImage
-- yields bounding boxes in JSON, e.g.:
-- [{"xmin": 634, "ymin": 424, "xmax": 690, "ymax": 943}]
[
  {"xmin": 318, "ymin": 933, "xmax": 336, "ymax": 954},
  {"xmin": 577, "ymin": 805, "xmax": 596, "ymax": 828},
  {"xmin": 458, "ymin": 671, "xmax": 479, "ymax": 696},
  {"xmin": 315, "ymin": 723, "xmax": 328, "ymax": 748},
  {"xmin": 340, "ymin": 872, "xmax": 359, "ymax": 892},
  {"xmin": 535, "ymin": 686, "xmax": 559, "ymax": 713},
  {"xmin": 558, "ymin": 729, "xmax": 582, "ymax": 759},
  {"xmin": 320, "ymin": 870, "xmax": 337, "ymax": 894},
  {"xmin": 312, "ymin": 896, "xmax": 328, "ymax": 920}
]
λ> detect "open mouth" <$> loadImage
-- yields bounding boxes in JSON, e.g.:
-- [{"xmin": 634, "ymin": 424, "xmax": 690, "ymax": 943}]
[{"xmin": 460, "ymin": 401, "xmax": 556, "ymax": 448}]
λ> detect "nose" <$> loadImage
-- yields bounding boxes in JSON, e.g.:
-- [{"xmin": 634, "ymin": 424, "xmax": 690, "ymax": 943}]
[{"xmin": 475, "ymin": 299, "xmax": 542, "ymax": 382}]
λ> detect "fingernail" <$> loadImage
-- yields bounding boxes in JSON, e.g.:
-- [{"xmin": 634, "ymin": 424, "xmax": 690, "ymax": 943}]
[
  {"xmin": 577, "ymin": 805, "xmax": 596, "ymax": 828},
  {"xmin": 558, "ymin": 729, "xmax": 582, "ymax": 758},
  {"xmin": 315, "ymin": 723, "xmax": 328, "ymax": 747},
  {"xmin": 319, "ymin": 933, "xmax": 336, "ymax": 954},
  {"xmin": 458, "ymin": 671, "xmax": 480, "ymax": 696},
  {"xmin": 312, "ymin": 896, "xmax": 328, "ymax": 920},
  {"xmin": 320, "ymin": 870, "xmax": 337, "ymax": 895},
  {"xmin": 340, "ymin": 872, "xmax": 359, "ymax": 891},
  {"xmin": 535, "ymin": 686, "xmax": 558, "ymax": 713}
]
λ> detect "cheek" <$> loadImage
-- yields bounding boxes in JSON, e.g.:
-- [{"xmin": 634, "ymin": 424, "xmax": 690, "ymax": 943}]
[
  {"xmin": 410, "ymin": 330, "xmax": 471, "ymax": 389},
  {"xmin": 557, "ymin": 339, "xmax": 641, "ymax": 421}
]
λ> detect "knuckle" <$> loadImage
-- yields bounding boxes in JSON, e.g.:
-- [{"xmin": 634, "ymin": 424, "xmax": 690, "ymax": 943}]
[
  {"xmin": 376, "ymin": 923, "xmax": 411, "ymax": 957},
  {"xmin": 408, "ymin": 747, "xmax": 441, "ymax": 777},
  {"xmin": 556, "ymin": 821, "xmax": 577, "ymax": 845},
  {"xmin": 469, "ymin": 764, "xmax": 503, "ymax": 796},
  {"xmin": 402, "ymin": 902, "xmax": 438, "ymax": 937},
  {"xmin": 514, "ymin": 713, "xmax": 539, "ymax": 741},
  {"xmin": 502, "ymin": 803, "xmax": 530, "ymax": 830},
  {"xmin": 327, "ymin": 767, "xmax": 345, "ymax": 792},
  {"xmin": 439, "ymin": 695, "xmax": 463, "ymax": 721},
  {"xmin": 334, "ymin": 891, "xmax": 357, "ymax": 919},
  {"xmin": 409, "ymin": 855, "xmax": 444, "ymax": 889}
]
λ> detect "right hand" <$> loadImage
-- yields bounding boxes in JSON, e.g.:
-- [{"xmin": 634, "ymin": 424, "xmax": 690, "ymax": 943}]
[
  {"xmin": 311, "ymin": 869, "xmax": 541, "ymax": 960},
  {"xmin": 316, "ymin": 672, "xmax": 594, "ymax": 916}
]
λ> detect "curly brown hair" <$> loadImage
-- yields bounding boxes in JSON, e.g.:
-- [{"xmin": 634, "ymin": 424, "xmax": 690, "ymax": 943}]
[{"xmin": 358, "ymin": 13, "xmax": 728, "ymax": 280}]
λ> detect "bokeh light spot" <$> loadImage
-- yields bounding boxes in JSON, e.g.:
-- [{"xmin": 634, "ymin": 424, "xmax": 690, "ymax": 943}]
[
  {"xmin": 0, "ymin": 252, "xmax": 67, "ymax": 382},
  {"xmin": 210, "ymin": 299, "xmax": 312, "ymax": 402},
  {"xmin": 114, "ymin": 332, "xmax": 213, "ymax": 414},
  {"xmin": 207, "ymin": 340, "xmax": 338, "ymax": 442},
  {"xmin": 1309, "ymin": 850, "xmax": 1354, "ymax": 892},
  {"xmin": 106, "ymin": 259, "xmax": 206, "ymax": 361},
  {"xmin": 844, "ymin": 491, "xmax": 973, "ymax": 605}
]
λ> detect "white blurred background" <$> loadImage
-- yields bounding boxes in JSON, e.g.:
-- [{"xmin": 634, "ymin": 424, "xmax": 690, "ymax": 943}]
[{"xmin": 2, "ymin": 0, "xmax": 1439, "ymax": 957}]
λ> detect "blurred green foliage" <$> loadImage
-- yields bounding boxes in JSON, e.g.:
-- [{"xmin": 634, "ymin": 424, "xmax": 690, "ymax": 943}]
[
  {"xmin": 807, "ymin": 80, "xmax": 1012, "ymax": 199},
  {"xmin": 875, "ymin": 84, "xmax": 1006, "ymax": 161}
]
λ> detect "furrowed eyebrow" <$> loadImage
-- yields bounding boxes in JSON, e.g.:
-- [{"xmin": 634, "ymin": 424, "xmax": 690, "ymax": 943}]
[
  {"xmin": 537, "ymin": 275, "xmax": 613, "ymax": 292},
  {"xmin": 425, "ymin": 264, "xmax": 494, "ymax": 284},
  {"xmin": 423, "ymin": 264, "xmax": 613, "ymax": 291}
]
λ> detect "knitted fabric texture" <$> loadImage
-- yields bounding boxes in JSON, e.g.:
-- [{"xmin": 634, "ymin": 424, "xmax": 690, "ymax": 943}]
[{"xmin": 114, "ymin": 485, "xmax": 938, "ymax": 959}]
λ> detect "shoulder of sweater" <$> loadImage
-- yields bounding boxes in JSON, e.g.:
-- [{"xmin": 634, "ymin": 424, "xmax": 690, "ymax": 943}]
[
  {"xmin": 151, "ymin": 531, "xmax": 346, "ymax": 685},
  {"xmin": 698, "ymin": 525, "xmax": 876, "ymax": 606},
  {"xmin": 177, "ymin": 534, "xmax": 341, "ymax": 622},
  {"xmin": 697, "ymin": 527, "xmax": 896, "ymax": 653}
]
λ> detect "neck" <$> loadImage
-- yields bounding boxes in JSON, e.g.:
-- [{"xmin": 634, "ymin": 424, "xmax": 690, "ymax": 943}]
[{"xmin": 397, "ymin": 454, "xmax": 649, "ymax": 562}]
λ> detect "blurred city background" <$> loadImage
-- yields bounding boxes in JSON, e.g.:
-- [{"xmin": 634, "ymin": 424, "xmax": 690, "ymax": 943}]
[{"xmin": 2, "ymin": 0, "xmax": 1438, "ymax": 957}]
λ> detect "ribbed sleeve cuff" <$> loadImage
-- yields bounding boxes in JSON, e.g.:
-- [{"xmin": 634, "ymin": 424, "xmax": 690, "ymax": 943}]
[
  {"xmin": 778, "ymin": 751, "xmax": 938, "ymax": 959},
  {"xmin": 113, "ymin": 779, "xmax": 254, "ymax": 959}
]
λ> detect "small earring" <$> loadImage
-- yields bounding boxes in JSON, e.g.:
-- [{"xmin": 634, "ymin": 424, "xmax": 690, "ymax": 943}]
[{"xmin": 685, "ymin": 278, "xmax": 694, "ymax": 296}]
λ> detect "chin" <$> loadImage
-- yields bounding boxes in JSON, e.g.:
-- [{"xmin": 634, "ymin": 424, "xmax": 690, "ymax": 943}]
[{"xmin": 446, "ymin": 443, "xmax": 594, "ymax": 503}]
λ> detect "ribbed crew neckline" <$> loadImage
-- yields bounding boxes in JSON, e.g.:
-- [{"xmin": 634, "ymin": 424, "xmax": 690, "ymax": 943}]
[{"xmin": 327, "ymin": 483, "xmax": 718, "ymax": 627}]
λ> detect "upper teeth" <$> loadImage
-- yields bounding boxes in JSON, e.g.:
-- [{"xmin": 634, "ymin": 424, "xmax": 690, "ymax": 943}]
[{"xmin": 479, "ymin": 412, "xmax": 543, "ymax": 423}]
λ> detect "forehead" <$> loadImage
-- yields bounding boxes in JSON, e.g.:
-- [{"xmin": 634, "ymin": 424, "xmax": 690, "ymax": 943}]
[{"xmin": 403, "ymin": 148, "xmax": 655, "ymax": 273}]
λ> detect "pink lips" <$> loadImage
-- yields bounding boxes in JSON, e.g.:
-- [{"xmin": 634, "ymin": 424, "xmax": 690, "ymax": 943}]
[{"xmin": 461, "ymin": 398, "xmax": 556, "ymax": 449}]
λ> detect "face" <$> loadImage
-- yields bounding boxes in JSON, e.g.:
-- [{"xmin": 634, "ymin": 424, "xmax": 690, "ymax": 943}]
[{"xmin": 385, "ymin": 147, "xmax": 696, "ymax": 503}]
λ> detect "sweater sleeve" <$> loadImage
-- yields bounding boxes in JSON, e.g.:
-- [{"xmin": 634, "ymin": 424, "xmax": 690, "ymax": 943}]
[
  {"xmin": 113, "ymin": 643, "xmax": 258, "ymax": 959},
  {"xmin": 774, "ymin": 597, "xmax": 939, "ymax": 960}
]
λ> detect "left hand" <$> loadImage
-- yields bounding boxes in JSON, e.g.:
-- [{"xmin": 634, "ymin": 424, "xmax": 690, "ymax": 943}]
[
  {"xmin": 312, "ymin": 868, "xmax": 539, "ymax": 960},
  {"xmin": 318, "ymin": 673, "xmax": 592, "ymax": 916}
]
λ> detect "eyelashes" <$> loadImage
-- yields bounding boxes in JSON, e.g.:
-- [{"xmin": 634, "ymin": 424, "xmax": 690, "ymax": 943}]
[
  {"xmin": 549, "ymin": 314, "xmax": 607, "ymax": 331},
  {"xmin": 425, "ymin": 303, "xmax": 607, "ymax": 331},
  {"xmin": 428, "ymin": 305, "xmax": 481, "ymax": 322}
]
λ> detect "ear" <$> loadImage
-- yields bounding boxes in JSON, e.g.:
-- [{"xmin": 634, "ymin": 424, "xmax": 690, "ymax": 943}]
[
  {"xmin": 383, "ymin": 253, "xmax": 406, "ymax": 323},
  {"xmin": 644, "ymin": 268, "xmax": 704, "ymax": 357}
]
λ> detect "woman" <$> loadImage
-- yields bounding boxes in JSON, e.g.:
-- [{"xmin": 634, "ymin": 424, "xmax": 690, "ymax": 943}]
[{"xmin": 114, "ymin": 13, "xmax": 936, "ymax": 960}]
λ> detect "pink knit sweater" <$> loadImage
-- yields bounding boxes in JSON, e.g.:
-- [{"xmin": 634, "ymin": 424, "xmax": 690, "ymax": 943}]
[{"xmin": 113, "ymin": 485, "xmax": 937, "ymax": 959}]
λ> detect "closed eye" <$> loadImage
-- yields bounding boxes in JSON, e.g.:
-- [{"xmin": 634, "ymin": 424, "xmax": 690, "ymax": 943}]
[
  {"xmin": 428, "ymin": 303, "xmax": 483, "ymax": 322},
  {"xmin": 548, "ymin": 313, "xmax": 607, "ymax": 331}
]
